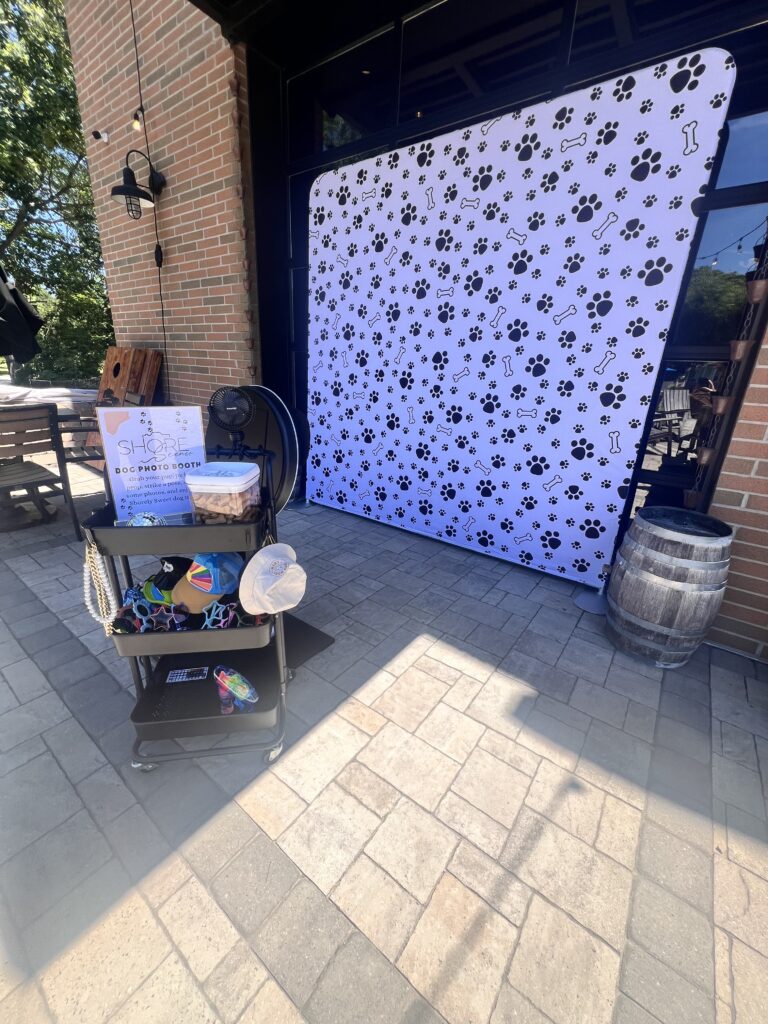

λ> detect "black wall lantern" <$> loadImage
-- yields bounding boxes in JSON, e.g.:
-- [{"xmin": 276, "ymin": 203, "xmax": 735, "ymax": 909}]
[{"xmin": 111, "ymin": 149, "xmax": 166, "ymax": 220}]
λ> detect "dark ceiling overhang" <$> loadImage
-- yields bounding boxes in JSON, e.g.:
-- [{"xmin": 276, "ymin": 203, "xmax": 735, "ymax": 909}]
[{"xmin": 185, "ymin": 0, "xmax": 421, "ymax": 74}]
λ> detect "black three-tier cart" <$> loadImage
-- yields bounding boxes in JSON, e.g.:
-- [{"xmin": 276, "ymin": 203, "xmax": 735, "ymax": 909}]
[{"xmin": 81, "ymin": 473, "xmax": 288, "ymax": 772}]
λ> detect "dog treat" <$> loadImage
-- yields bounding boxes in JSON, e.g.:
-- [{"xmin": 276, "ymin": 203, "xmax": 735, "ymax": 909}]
[{"xmin": 186, "ymin": 461, "xmax": 261, "ymax": 523}]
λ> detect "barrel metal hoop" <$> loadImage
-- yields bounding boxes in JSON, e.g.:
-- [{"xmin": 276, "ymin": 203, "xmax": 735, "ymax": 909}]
[
  {"xmin": 606, "ymin": 594, "xmax": 712, "ymax": 639},
  {"xmin": 615, "ymin": 552, "xmax": 728, "ymax": 592},
  {"xmin": 634, "ymin": 517, "xmax": 732, "ymax": 548},
  {"xmin": 605, "ymin": 619, "xmax": 696, "ymax": 660},
  {"xmin": 622, "ymin": 533, "xmax": 731, "ymax": 571}
]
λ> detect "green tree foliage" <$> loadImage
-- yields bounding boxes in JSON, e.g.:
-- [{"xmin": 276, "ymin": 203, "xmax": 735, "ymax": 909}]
[
  {"xmin": 674, "ymin": 266, "xmax": 748, "ymax": 349},
  {"xmin": 0, "ymin": 0, "xmax": 113, "ymax": 381}
]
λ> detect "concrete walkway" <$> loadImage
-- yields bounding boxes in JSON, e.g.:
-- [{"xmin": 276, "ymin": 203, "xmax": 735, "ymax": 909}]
[{"xmin": 0, "ymin": 475, "xmax": 766, "ymax": 1024}]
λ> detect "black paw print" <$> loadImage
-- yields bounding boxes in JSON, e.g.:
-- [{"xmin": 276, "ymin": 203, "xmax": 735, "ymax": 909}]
[
  {"xmin": 509, "ymin": 250, "xmax": 533, "ymax": 275},
  {"xmin": 417, "ymin": 142, "xmax": 435, "ymax": 167},
  {"xmin": 571, "ymin": 437, "xmax": 595, "ymax": 460},
  {"xmin": 710, "ymin": 92, "xmax": 727, "ymax": 109},
  {"xmin": 472, "ymin": 165, "xmax": 494, "ymax": 192},
  {"xmin": 526, "ymin": 354, "xmax": 550, "ymax": 378},
  {"xmin": 336, "ymin": 185, "xmax": 350, "ymax": 205},
  {"xmin": 670, "ymin": 53, "xmax": 705, "ymax": 93},
  {"xmin": 572, "ymin": 193, "xmax": 603, "ymax": 223},
  {"xmin": 599, "ymin": 383, "xmax": 626, "ymax": 408},
  {"xmin": 626, "ymin": 317, "xmax": 648, "ymax": 337},
  {"xmin": 339, "ymin": 271, "xmax": 352, "ymax": 291},
  {"xmin": 573, "ymin": 558, "xmax": 590, "ymax": 574},
  {"xmin": 386, "ymin": 303, "xmax": 401, "ymax": 323},
  {"xmin": 564, "ymin": 253, "xmax": 585, "ymax": 273},
  {"xmin": 401, "ymin": 203, "xmax": 417, "ymax": 225},
  {"xmin": 515, "ymin": 133, "xmax": 540, "ymax": 161},
  {"xmin": 453, "ymin": 146, "xmax": 469, "ymax": 166},
  {"xmin": 541, "ymin": 171, "xmax": 559, "ymax": 192},
  {"xmin": 527, "ymin": 455, "xmax": 550, "ymax": 475},
  {"xmin": 630, "ymin": 148, "xmax": 662, "ymax": 182},
  {"xmin": 527, "ymin": 211, "xmax": 545, "ymax": 231},
  {"xmin": 312, "ymin": 206, "xmax": 326, "ymax": 225},
  {"xmin": 613, "ymin": 76, "xmax": 636, "ymax": 101},
  {"xmin": 437, "ymin": 302, "xmax": 455, "ymax": 323},
  {"xmin": 399, "ymin": 371, "xmax": 414, "ymax": 390},
  {"xmin": 476, "ymin": 479, "xmax": 496, "ymax": 496},
  {"xmin": 557, "ymin": 380, "xmax": 575, "ymax": 397},
  {"xmin": 464, "ymin": 271, "xmax": 483, "ymax": 294},
  {"xmin": 621, "ymin": 217, "xmax": 644, "ymax": 239},
  {"xmin": 580, "ymin": 518, "xmax": 606, "ymax": 539},
  {"xmin": 413, "ymin": 278, "xmax": 429, "ymax": 299},
  {"xmin": 541, "ymin": 530, "xmax": 562, "ymax": 549},
  {"xmin": 387, "ymin": 413, "xmax": 400, "ymax": 430},
  {"xmin": 372, "ymin": 232, "xmax": 388, "ymax": 253},
  {"xmin": 431, "ymin": 351, "xmax": 449, "ymax": 371},
  {"xmin": 458, "ymin": 498, "xmax": 471, "ymax": 513},
  {"xmin": 596, "ymin": 122, "xmax": 618, "ymax": 145},
  {"xmin": 355, "ymin": 350, "xmax": 369, "ymax": 367},
  {"xmin": 446, "ymin": 404, "xmax": 463, "ymax": 424},
  {"xmin": 476, "ymin": 529, "xmax": 494, "ymax": 548},
  {"xmin": 638, "ymin": 257, "xmax": 672, "ymax": 287},
  {"xmin": 481, "ymin": 392, "xmax": 501, "ymax": 413},
  {"xmin": 507, "ymin": 318, "xmax": 529, "ymax": 342},
  {"xmin": 553, "ymin": 106, "xmax": 573, "ymax": 129},
  {"xmin": 435, "ymin": 228, "xmax": 453, "ymax": 251},
  {"xmin": 362, "ymin": 427, "xmax": 375, "ymax": 443},
  {"xmin": 483, "ymin": 202, "xmax": 500, "ymax": 220},
  {"xmin": 586, "ymin": 291, "xmax": 613, "ymax": 319},
  {"xmin": 536, "ymin": 294, "xmax": 553, "ymax": 313},
  {"xmin": 486, "ymin": 286, "xmax": 501, "ymax": 304},
  {"xmin": 440, "ymin": 482, "xmax": 457, "ymax": 499}
]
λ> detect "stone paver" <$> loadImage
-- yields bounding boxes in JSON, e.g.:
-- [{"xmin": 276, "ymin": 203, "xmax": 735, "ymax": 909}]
[
  {"xmin": 366, "ymin": 797, "xmax": 457, "ymax": 903},
  {"xmin": 399, "ymin": 873, "xmax": 517, "ymax": 1024},
  {"xmin": 278, "ymin": 782, "xmax": 379, "ymax": 893},
  {"xmin": 502, "ymin": 806, "xmax": 632, "ymax": 949},
  {"xmin": 331, "ymin": 854, "xmax": 422, "ymax": 961},
  {"xmin": 1, "ymin": 498, "xmax": 768, "ymax": 1024},
  {"xmin": 254, "ymin": 878, "xmax": 351, "ymax": 1006},
  {"xmin": 509, "ymin": 894, "xmax": 620, "ymax": 1024}
]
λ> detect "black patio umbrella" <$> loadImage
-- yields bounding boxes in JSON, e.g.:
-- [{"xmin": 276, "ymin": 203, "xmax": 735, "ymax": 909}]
[{"xmin": 0, "ymin": 264, "xmax": 44, "ymax": 366}]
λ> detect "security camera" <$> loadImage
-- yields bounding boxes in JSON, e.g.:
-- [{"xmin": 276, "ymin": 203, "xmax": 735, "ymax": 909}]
[{"xmin": 91, "ymin": 129, "xmax": 109, "ymax": 143}]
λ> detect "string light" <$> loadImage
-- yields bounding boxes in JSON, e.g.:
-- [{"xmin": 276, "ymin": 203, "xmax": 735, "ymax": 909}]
[{"xmin": 697, "ymin": 216, "xmax": 768, "ymax": 265}]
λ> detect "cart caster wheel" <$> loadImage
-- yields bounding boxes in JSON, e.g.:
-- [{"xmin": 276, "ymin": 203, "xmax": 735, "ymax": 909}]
[
  {"xmin": 131, "ymin": 761, "xmax": 157, "ymax": 772},
  {"xmin": 264, "ymin": 745, "xmax": 283, "ymax": 765}
]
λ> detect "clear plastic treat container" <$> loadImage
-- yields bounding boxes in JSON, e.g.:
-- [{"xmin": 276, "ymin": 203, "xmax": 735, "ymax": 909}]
[{"xmin": 185, "ymin": 461, "xmax": 261, "ymax": 522}]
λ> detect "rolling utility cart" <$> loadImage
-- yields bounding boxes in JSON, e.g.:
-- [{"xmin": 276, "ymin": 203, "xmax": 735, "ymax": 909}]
[{"xmin": 81, "ymin": 470, "xmax": 288, "ymax": 772}]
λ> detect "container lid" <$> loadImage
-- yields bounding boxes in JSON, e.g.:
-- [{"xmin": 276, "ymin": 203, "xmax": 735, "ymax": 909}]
[{"xmin": 185, "ymin": 461, "xmax": 261, "ymax": 493}]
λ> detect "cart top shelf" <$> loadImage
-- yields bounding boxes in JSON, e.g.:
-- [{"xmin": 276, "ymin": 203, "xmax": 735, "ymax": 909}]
[{"xmin": 81, "ymin": 503, "xmax": 267, "ymax": 557}]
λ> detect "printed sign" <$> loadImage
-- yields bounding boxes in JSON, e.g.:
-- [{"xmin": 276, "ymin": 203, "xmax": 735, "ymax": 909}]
[{"xmin": 97, "ymin": 406, "xmax": 206, "ymax": 521}]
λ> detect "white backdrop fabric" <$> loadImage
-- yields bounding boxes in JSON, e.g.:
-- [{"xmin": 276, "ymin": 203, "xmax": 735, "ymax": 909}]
[{"xmin": 306, "ymin": 49, "xmax": 735, "ymax": 586}]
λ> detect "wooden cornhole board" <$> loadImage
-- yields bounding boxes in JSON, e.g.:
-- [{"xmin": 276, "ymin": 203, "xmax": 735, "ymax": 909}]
[{"xmin": 86, "ymin": 347, "xmax": 163, "ymax": 468}]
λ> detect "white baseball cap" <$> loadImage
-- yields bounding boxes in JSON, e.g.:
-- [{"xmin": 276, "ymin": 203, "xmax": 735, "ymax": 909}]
[{"xmin": 239, "ymin": 543, "xmax": 307, "ymax": 615}]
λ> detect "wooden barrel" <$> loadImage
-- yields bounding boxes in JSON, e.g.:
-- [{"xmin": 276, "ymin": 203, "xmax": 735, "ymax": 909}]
[{"xmin": 606, "ymin": 506, "xmax": 732, "ymax": 669}]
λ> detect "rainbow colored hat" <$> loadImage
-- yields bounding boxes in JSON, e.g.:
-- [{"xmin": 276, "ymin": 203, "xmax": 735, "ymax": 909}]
[{"xmin": 171, "ymin": 552, "xmax": 244, "ymax": 614}]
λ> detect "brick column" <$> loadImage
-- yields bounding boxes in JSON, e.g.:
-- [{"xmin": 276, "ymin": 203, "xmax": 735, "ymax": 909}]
[
  {"xmin": 65, "ymin": 0, "xmax": 256, "ymax": 406},
  {"xmin": 709, "ymin": 335, "xmax": 768, "ymax": 660}
]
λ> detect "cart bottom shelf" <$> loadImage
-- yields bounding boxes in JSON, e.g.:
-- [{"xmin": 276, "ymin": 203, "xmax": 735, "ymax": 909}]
[{"xmin": 131, "ymin": 647, "xmax": 281, "ymax": 740}]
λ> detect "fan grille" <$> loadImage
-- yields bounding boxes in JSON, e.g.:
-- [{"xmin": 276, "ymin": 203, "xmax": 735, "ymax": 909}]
[{"xmin": 208, "ymin": 387, "xmax": 254, "ymax": 432}]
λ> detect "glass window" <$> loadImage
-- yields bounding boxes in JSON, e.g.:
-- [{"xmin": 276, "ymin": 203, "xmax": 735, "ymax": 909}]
[
  {"xmin": 287, "ymin": 29, "xmax": 397, "ymax": 161},
  {"xmin": 717, "ymin": 112, "xmax": 768, "ymax": 189},
  {"xmin": 399, "ymin": 0, "xmax": 564, "ymax": 123},
  {"xmin": 570, "ymin": 0, "xmax": 632, "ymax": 65},
  {"xmin": 671, "ymin": 204, "xmax": 768, "ymax": 352}
]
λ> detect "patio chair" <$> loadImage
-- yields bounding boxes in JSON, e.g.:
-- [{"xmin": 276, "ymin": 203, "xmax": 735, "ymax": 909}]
[{"xmin": 0, "ymin": 403, "xmax": 82, "ymax": 539}]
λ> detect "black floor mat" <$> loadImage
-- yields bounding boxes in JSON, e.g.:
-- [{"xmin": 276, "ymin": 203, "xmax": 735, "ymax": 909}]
[{"xmin": 283, "ymin": 613, "xmax": 334, "ymax": 669}]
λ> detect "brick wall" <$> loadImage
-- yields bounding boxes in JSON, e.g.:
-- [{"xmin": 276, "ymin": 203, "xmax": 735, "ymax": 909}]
[
  {"xmin": 65, "ymin": 0, "xmax": 258, "ymax": 406},
  {"xmin": 709, "ymin": 335, "xmax": 768, "ymax": 660}
]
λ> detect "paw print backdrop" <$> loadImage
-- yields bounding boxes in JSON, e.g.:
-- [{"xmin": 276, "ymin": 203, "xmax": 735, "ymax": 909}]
[{"xmin": 306, "ymin": 49, "xmax": 736, "ymax": 587}]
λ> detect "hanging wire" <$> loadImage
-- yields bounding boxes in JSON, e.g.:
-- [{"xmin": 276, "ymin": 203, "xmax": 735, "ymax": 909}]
[
  {"xmin": 128, "ymin": 0, "xmax": 171, "ymax": 400},
  {"xmin": 696, "ymin": 216, "xmax": 768, "ymax": 264}
]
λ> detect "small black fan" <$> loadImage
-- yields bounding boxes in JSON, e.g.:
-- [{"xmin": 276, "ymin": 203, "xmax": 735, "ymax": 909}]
[{"xmin": 208, "ymin": 386, "xmax": 254, "ymax": 452}]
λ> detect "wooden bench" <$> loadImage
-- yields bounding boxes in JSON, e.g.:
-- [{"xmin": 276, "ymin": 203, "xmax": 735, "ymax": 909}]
[{"xmin": 0, "ymin": 404, "xmax": 82, "ymax": 539}]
